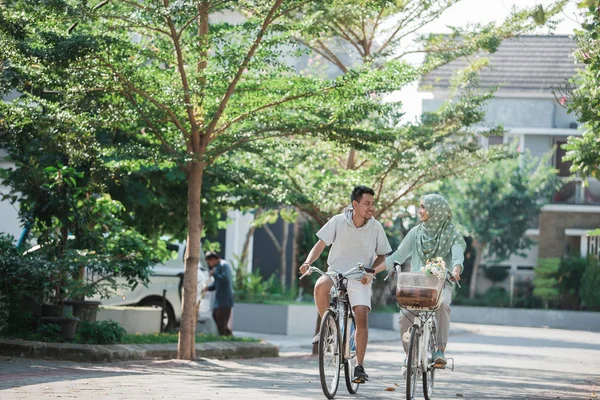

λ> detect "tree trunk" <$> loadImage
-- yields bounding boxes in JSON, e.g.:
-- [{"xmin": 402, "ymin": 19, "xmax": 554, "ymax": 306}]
[
  {"xmin": 240, "ymin": 225, "xmax": 256, "ymax": 273},
  {"xmin": 280, "ymin": 220, "xmax": 289, "ymax": 288},
  {"xmin": 177, "ymin": 161, "xmax": 204, "ymax": 360},
  {"xmin": 469, "ymin": 240, "xmax": 486, "ymax": 299},
  {"xmin": 240, "ymin": 209, "xmax": 261, "ymax": 273},
  {"xmin": 290, "ymin": 211, "xmax": 303, "ymax": 291}
]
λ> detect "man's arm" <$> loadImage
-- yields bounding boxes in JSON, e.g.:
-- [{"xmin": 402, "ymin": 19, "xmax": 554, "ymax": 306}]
[
  {"xmin": 371, "ymin": 254, "xmax": 387, "ymax": 275},
  {"xmin": 299, "ymin": 239, "xmax": 327, "ymax": 274}
]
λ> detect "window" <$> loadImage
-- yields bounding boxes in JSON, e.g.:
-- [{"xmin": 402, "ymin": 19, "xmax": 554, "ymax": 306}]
[
  {"xmin": 555, "ymin": 141, "xmax": 572, "ymax": 177},
  {"xmin": 488, "ymin": 135, "xmax": 504, "ymax": 146}
]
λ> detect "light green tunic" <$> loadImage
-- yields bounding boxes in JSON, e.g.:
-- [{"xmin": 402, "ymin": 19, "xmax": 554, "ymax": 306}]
[{"xmin": 384, "ymin": 228, "xmax": 465, "ymax": 273}]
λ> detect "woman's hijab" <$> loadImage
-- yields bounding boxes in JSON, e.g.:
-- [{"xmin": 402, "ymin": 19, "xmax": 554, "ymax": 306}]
[{"xmin": 415, "ymin": 194, "xmax": 466, "ymax": 262}]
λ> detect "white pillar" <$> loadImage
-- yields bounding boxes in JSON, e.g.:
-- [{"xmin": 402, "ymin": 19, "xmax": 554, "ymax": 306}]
[
  {"xmin": 580, "ymin": 235, "xmax": 588, "ymax": 258},
  {"xmin": 224, "ymin": 209, "xmax": 254, "ymax": 273}
]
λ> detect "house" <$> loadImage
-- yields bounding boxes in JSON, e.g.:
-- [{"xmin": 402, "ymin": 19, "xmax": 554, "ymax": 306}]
[{"xmin": 419, "ymin": 35, "xmax": 600, "ymax": 293}]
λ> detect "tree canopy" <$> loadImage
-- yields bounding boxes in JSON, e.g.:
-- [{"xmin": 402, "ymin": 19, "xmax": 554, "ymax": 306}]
[
  {"xmin": 442, "ymin": 150, "xmax": 558, "ymax": 298},
  {"xmin": 562, "ymin": 1, "xmax": 600, "ymax": 179},
  {"xmin": 0, "ymin": 0, "xmax": 568, "ymax": 359}
]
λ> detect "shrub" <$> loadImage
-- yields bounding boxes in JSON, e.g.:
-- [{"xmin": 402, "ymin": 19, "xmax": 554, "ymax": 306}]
[
  {"xmin": 232, "ymin": 263, "xmax": 297, "ymax": 304},
  {"xmin": 481, "ymin": 287, "xmax": 510, "ymax": 307},
  {"xmin": 557, "ymin": 256, "xmax": 588, "ymax": 309},
  {"xmin": 483, "ymin": 266, "xmax": 509, "ymax": 284},
  {"xmin": 75, "ymin": 320, "xmax": 126, "ymax": 345},
  {"xmin": 0, "ymin": 234, "xmax": 59, "ymax": 337},
  {"xmin": 31, "ymin": 323, "xmax": 62, "ymax": 342},
  {"xmin": 533, "ymin": 258, "xmax": 560, "ymax": 308},
  {"xmin": 512, "ymin": 280, "xmax": 543, "ymax": 309},
  {"xmin": 580, "ymin": 258, "xmax": 600, "ymax": 311}
]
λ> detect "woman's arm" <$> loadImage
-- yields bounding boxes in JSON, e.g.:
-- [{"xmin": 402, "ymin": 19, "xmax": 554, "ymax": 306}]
[
  {"xmin": 451, "ymin": 244, "xmax": 465, "ymax": 280},
  {"xmin": 383, "ymin": 230, "xmax": 414, "ymax": 271}
]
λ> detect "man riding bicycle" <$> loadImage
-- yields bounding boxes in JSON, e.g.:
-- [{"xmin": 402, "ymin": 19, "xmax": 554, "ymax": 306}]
[{"xmin": 299, "ymin": 185, "xmax": 392, "ymax": 383}]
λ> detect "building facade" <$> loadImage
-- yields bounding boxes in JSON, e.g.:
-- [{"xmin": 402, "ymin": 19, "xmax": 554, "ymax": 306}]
[{"xmin": 419, "ymin": 35, "xmax": 600, "ymax": 292}]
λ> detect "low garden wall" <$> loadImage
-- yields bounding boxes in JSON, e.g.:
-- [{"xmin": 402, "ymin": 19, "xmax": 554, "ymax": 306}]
[
  {"xmin": 233, "ymin": 302, "xmax": 600, "ymax": 334},
  {"xmin": 451, "ymin": 305, "xmax": 600, "ymax": 331},
  {"xmin": 232, "ymin": 303, "xmax": 318, "ymax": 335},
  {"xmin": 96, "ymin": 306, "xmax": 162, "ymax": 334}
]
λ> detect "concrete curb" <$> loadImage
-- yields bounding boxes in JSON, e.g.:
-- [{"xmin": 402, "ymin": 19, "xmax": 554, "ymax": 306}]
[{"xmin": 0, "ymin": 339, "xmax": 279, "ymax": 362}]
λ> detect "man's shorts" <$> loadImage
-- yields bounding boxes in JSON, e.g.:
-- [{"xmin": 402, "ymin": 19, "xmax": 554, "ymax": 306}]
[{"xmin": 346, "ymin": 279, "xmax": 372, "ymax": 311}]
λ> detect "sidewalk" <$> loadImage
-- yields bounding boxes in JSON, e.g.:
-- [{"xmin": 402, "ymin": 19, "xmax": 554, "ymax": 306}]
[
  {"xmin": 0, "ymin": 324, "xmax": 476, "ymax": 363},
  {"xmin": 235, "ymin": 323, "xmax": 476, "ymax": 355},
  {"xmin": 0, "ymin": 338, "xmax": 278, "ymax": 362}
]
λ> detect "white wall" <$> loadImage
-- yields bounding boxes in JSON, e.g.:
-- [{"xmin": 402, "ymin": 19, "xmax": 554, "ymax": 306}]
[
  {"xmin": 225, "ymin": 209, "xmax": 254, "ymax": 273},
  {"xmin": 0, "ymin": 150, "xmax": 21, "ymax": 242}
]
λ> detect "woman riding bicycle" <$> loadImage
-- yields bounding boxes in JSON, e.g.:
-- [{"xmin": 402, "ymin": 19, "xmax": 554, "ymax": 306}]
[{"xmin": 382, "ymin": 194, "xmax": 465, "ymax": 366}]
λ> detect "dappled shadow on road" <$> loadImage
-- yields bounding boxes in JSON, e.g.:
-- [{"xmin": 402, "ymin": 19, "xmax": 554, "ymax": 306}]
[
  {"xmin": 2, "ymin": 327, "xmax": 600, "ymax": 400},
  {"xmin": 367, "ymin": 341, "xmax": 600, "ymax": 400},
  {"xmin": 452, "ymin": 333, "xmax": 600, "ymax": 351},
  {"xmin": 0, "ymin": 356, "xmax": 152, "ymax": 390}
]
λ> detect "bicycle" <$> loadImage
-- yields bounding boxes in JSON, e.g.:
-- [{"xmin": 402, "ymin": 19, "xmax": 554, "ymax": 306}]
[
  {"xmin": 299, "ymin": 263, "xmax": 375, "ymax": 399},
  {"xmin": 387, "ymin": 262, "xmax": 460, "ymax": 400}
]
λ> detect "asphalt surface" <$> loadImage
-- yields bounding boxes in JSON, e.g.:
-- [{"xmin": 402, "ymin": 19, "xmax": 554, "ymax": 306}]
[{"xmin": 1, "ymin": 323, "xmax": 599, "ymax": 399}]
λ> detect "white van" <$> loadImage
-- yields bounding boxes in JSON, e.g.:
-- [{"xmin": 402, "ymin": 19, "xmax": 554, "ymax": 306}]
[{"xmin": 92, "ymin": 241, "xmax": 212, "ymax": 331}]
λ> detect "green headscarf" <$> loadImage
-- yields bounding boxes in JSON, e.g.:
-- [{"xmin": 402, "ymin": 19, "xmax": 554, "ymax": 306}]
[{"xmin": 415, "ymin": 194, "xmax": 466, "ymax": 262}]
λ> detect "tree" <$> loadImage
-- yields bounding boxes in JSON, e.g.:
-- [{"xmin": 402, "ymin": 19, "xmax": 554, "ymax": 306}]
[
  {"xmin": 580, "ymin": 256, "xmax": 600, "ymax": 310},
  {"xmin": 442, "ymin": 151, "xmax": 558, "ymax": 298},
  {"xmin": 0, "ymin": 0, "xmax": 423, "ymax": 360},
  {"xmin": 224, "ymin": 0, "xmax": 568, "ymax": 227},
  {"xmin": 560, "ymin": 1, "xmax": 600, "ymax": 179},
  {"xmin": 533, "ymin": 258, "xmax": 561, "ymax": 309}
]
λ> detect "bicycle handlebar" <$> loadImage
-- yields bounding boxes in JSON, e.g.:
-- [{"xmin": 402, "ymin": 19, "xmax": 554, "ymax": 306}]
[
  {"xmin": 299, "ymin": 263, "xmax": 375, "ymax": 282},
  {"xmin": 385, "ymin": 261, "xmax": 461, "ymax": 287}
]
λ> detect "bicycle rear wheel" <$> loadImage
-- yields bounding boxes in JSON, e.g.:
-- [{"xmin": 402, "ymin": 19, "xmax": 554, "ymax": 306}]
[
  {"xmin": 343, "ymin": 313, "xmax": 359, "ymax": 394},
  {"xmin": 406, "ymin": 324, "xmax": 420, "ymax": 400},
  {"xmin": 319, "ymin": 309, "xmax": 341, "ymax": 399},
  {"xmin": 423, "ymin": 320, "xmax": 436, "ymax": 400}
]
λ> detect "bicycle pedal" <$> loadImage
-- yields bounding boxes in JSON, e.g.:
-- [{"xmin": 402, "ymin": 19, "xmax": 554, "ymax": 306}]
[{"xmin": 435, "ymin": 358, "xmax": 455, "ymax": 371}]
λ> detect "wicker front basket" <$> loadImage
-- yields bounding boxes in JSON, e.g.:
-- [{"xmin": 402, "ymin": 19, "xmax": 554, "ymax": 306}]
[{"xmin": 396, "ymin": 272, "xmax": 445, "ymax": 309}]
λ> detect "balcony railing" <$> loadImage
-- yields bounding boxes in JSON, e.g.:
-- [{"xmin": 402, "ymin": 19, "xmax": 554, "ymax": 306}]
[{"xmin": 552, "ymin": 178, "xmax": 600, "ymax": 205}]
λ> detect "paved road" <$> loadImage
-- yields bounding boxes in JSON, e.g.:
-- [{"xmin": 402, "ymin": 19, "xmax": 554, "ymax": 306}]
[{"xmin": 1, "ymin": 323, "xmax": 599, "ymax": 399}]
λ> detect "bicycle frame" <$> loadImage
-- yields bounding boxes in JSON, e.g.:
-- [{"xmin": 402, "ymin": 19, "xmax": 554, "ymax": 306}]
[
  {"xmin": 300, "ymin": 263, "xmax": 374, "ymax": 398},
  {"xmin": 387, "ymin": 264, "xmax": 460, "ymax": 400}
]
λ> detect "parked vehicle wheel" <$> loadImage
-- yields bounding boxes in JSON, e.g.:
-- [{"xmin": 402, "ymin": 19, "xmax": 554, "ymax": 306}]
[{"xmin": 138, "ymin": 297, "xmax": 176, "ymax": 332}]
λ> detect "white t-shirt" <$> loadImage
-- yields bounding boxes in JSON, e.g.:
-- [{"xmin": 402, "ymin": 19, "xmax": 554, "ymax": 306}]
[{"xmin": 317, "ymin": 209, "xmax": 392, "ymax": 277}]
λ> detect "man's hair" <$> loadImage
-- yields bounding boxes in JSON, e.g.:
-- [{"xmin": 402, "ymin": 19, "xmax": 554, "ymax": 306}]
[
  {"xmin": 205, "ymin": 251, "xmax": 220, "ymax": 261},
  {"xmin": 351, "ymin": 185, "xmax": 375, "ymax": 203}
]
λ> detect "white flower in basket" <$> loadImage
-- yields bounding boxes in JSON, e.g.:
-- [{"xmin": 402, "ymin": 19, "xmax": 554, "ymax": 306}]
[{"xmin": 420, "ymin": 257, "xmax": 446, "ymax": 279}]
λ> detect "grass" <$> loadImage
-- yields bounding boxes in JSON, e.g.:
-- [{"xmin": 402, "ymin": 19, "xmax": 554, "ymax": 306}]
[
  {"xmin": 371, "ymin": 304, "xmax": 400, "ymax": 313},
  {"xmin": 120, "ymin": 332, "xmax": 260, "ymax": 345}
]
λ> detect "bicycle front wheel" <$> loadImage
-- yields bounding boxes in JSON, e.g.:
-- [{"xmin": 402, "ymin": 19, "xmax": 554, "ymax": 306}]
[
  {"xmin": 319, "ymin": 309, "xmax": 341, "ymax": 399},
  {"xmin": 406, "ymin": 324, "xmax": 420, "ymax": 400},
  {"xmin": 423, "ymin": 320, "xmax": 436, "ymax": 400},
  {"xmin": 343, "ymin": 313, "xmax": 359, "ymax": 394}
]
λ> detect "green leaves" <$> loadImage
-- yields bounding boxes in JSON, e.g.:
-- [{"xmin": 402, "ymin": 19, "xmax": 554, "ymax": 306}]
[
  {"xmin": 562, "ymin": 5, "xmax": 600, "ymax": 179},
  {"xmin": 532, "ymin": 5, "xmax": 547, "ymax": 25},
  {"xmin": 577, "ymin": 0, "xmax": 600, "ymax": 11},
  {"xmin": 443, "ymin": 150, "xmax": 558, "ymax": 263}
]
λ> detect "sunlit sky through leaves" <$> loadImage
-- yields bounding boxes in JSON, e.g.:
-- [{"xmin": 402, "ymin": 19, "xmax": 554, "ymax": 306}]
[{"xmin": 388, "ymin": 0, "xmax": 581, "ymax": 123}]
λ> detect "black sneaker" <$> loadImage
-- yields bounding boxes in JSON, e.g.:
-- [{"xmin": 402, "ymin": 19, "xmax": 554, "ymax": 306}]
[{"xmin": 353, "ymin": 365, "xmax": 368, "ymax": 383}]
